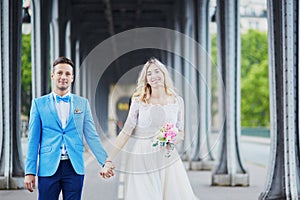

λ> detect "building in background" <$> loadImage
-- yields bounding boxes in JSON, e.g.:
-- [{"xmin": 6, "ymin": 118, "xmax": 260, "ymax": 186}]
[
  {"xmin": 240, "ymin": 0, "xmax": 267, "ymax": 33},
  {"xmin": 210, "ymin": 0, "xmax": 267, "ymax": 33}
]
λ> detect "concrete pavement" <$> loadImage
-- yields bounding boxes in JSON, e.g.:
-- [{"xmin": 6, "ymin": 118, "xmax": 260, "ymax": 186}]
[
  {"xmin": 0, "ymin": 159, "xmax": 268, "ymax": 200},
  {"xmin": 0, "ymin": 135, "xmax": 270, "ymax": 200}
]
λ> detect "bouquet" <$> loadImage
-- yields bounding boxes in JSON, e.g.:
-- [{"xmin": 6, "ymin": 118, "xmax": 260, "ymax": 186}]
[{"xmin": 152, "ymin": 122, "xmax": 178, "ymax": 158}]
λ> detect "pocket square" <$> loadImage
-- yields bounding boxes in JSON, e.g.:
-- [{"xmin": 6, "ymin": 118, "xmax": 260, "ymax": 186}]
[{"xmin": 74, "ymin": 108, "xmax": 83, "ymax": 114}]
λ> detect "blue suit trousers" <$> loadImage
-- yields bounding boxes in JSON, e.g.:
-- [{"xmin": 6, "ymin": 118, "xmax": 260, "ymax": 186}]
[{"xmin": 38, "ymin": 160, "xmax": 84, "ymax": 200}]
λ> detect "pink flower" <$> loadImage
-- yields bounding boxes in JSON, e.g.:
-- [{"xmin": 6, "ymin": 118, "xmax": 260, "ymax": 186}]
[
  {"xmin": 164, "ymin": 133, "xmax": 168, "ymax": 138},
  {"xmin": 152, "ymin": 123, "xmax": 178, "ymax": 158},
  {"xmin": 154, "ymin": 123, "xmax": 178, "ymax": 144},
  {"xmin": 164, "ymin": 122, "xmax": 174, "ymax": 131}
]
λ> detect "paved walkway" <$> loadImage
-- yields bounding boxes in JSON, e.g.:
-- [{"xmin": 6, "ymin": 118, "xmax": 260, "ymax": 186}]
[
  {"xmin": 0, "ymin": 160, "xmax": 268, "ymax": 200},
  {"xmin": 0, "ymin": 135, "xmax": 269, "ymax": 200}
]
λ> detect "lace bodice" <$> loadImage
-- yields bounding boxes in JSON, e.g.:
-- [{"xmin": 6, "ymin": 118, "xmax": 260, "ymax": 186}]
[{"xmin": 122, "ymin": 96, "xmax": 184, "ymax": 137}]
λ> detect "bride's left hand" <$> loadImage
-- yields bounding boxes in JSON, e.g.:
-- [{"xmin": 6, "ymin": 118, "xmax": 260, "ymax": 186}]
[{"xmin": 100, "ymin": 162, "xmax": 115, "ymax": 179}]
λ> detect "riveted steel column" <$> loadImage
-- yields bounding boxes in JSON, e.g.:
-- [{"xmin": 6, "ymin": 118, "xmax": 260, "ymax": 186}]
[
  {"xmin": 65, "ymin": 21, "xmax": 72, "ymax": 59},
  {"xmin": 259, "ymin": 0, "xmax": 300, "ymax": 199},
  {"xmin": 31, "ymin": 0, "xmax": 52, "ymax": 98},
  {"xmin": 0, "ymin": 0, "xmax": 25, "ymax": 189},
  {"xmin": 51, "ymin": 0, "xmax": 72, "ymax": 59},
  {"xmin": 173, "ymin": 0, "xmax": 183, "ymax": 95},
  {"xmin": 74, "ymin": 40, "xmax": 81, "ymax": 95},
  {"xmin": 49, "ymin": 0, "xmax": 60, "ymax": 63},
  {"xmin": 190, "ymin": 0, "xmax": 215, "ymax": 171},
  {"xmin": 172, "ymin": 0, "xmax": 186, "ymax": 157},
  {"xmin": 182, "ymin": 0, "xmax": 197, "ymax": 162},
  {"xmin": 211, "ymin": 0, "xmax": 249, "ymax": 186}
]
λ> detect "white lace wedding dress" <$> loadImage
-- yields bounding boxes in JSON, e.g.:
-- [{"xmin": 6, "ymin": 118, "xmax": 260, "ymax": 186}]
[{"xmin": 120, "ymin": 96, "xmax": 198, "ymax": 200}]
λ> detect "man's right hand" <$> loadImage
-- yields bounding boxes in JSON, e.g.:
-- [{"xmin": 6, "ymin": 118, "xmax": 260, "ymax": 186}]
[
  {"xmin": 24, "ymin": 174, "xmax": 35, "ymax": 192},
  {"xmin": 100, "ymin": 161, "xmax": 115, "ymax": 179}
]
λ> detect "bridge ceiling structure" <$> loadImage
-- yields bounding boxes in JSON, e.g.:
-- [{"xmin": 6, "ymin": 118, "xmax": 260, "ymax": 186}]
[
  {"xmin": 68, "ymin": 0, "xmax": 176, "ymax": 66},
  {"xmin": 59, "ymin": 0, "xmax": 183, "ymax": 135}
]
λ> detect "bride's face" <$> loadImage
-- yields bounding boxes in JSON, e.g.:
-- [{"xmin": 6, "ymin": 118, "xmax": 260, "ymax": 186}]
[{"xmin": 146, "ymin": 64, "xmax": 165, "ymax": 88}]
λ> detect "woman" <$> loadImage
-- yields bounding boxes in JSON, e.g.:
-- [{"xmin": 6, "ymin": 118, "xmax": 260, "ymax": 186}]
[{"xmin": 101, "ymin": 58, "xmax": 198, "ymax": 200}]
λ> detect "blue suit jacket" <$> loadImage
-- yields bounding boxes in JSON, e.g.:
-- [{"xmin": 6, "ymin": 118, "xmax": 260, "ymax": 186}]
[{"xmin": 25, "ymin": 93, "xmax": 107, "ymax": 176}]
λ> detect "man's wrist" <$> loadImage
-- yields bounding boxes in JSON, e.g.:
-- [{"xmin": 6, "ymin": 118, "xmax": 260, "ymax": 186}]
[
  {"xmin": 25, "ymin": 174, "xmax": 36, "ymax": 178},
  {"xmin": 104, "ymin": 160, "xmax": 114, "ymax": 169},
  {"xmin": 102, "ymin": 159, "xmax": 112, "ymax": 167},
  {"xmin": 104, "ymin": 160, "xmax": 112, "ymax": 166}
]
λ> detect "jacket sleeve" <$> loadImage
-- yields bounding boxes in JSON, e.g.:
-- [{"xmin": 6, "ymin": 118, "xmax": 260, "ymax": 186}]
[
  {"xmin": 83, "ymin": 99, "xmax": 107, "ymax": 166},
  {"xmin": 25, "ymin": 99, "xmax": 42, "ymax": 175}
]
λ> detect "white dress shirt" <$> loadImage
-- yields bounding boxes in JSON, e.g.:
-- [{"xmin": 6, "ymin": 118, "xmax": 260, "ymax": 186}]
[{"xmin": 53, "ymin": 92, "xmax": 70, "ymax": 157}]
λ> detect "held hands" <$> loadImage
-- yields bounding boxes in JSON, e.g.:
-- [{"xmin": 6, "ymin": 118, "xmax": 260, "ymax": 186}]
[
  {"xmin": 100, "ymin": 160, "xmax": 115, "ymax": 179},
  {"xmin": 24, "ymin": 174, "xmax": 36, "ymax": 192}
]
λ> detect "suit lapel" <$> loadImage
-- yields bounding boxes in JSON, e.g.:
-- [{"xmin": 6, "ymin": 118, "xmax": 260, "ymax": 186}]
[
  {"xmin": 47, "ymin": 93, "xmax": 62, "ymax": 127},
  {"xmin": 65, "ymin": 94, "xmax": 74, "ymax": 127}
]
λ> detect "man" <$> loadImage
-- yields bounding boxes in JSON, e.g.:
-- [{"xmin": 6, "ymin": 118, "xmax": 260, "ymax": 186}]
[{"xmin": 24, "ymin": 57, "xmax": 114, "ymax": 200}]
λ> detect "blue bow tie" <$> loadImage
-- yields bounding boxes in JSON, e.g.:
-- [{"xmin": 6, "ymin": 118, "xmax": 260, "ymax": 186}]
[{"xmin": 56, "ymin": 95, "xmax": 70, "ymax": 103}]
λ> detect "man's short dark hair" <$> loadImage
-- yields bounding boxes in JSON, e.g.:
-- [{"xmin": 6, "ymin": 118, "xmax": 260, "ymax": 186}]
[{"xmin": 52, "ymin": 57, "xmax": 74, "ymax": 72}]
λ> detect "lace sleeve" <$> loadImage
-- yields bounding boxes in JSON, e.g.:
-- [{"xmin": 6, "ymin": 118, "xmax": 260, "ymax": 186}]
[
  {"xmin": 176, "ymin": 96, "xmax": 184, "ymax": 132},
  {"xmin": 122, "ymin": 98, "xmax": 139, "ymax": 133}
]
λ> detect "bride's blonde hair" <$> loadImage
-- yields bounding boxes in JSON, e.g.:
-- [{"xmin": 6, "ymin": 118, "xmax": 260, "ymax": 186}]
[{"xmin": 133, "ymin": 57, "xmax": 177, "ymax": 103}]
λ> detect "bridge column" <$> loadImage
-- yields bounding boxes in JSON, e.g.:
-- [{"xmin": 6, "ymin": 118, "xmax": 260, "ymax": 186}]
[
  {"xmin": 65, "ymin": 21, "xmax": 72, "ymax": 60},
  {"xmin": 190, "ymin": 0, "xmax": 215, "ymax": 171},
  {"xmin": 0, "ymin": 0, "xmax": 25, "ymax": 189},
  {"xmin": 73, "ymin": 40, "xmax": 81, "ymax": 95},
  {"xmin": 51, "ymin": 0, "xmax": 72, "ymax": 59},
  {"xmin": 49, "ymin": 0, "xmax": 58, "ymax": 62},
  {"xmin": 211, "ymin": 0, "xmax": 249, "ymax": 186},
  {"xmin": 181, "ymin": 0, "xmax": 198, "ymax": 162},
  {"xmin": 31, "ymin": 0, "xmax": 52, "ymax": 97},
  {"xmin": 172, "ymin": 0, "xmax": 186, "ymax": 156},
  {"xmin": 259, "ymin": 0, "xmax": 300, "ymax": 199}
]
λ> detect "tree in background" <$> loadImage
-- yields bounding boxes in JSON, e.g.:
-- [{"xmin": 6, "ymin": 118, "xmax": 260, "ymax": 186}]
[
  {"xmin": 21, "ymin": 34, "xmax": 31, "ymax": 116},
  {"xmin": 240, "ymin": 30, "xmax": 269, "ymax": 127},
  {"xmin": 210, "ymin": 34, "xmax": 218, "ymax": 121},
  {"xmin": 211, "ymin": 29, "xmax": 269, "ymax": 127},
  {"xmin": 241, "ymin": 60, "xmax": 269, "ymax": 127}
]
